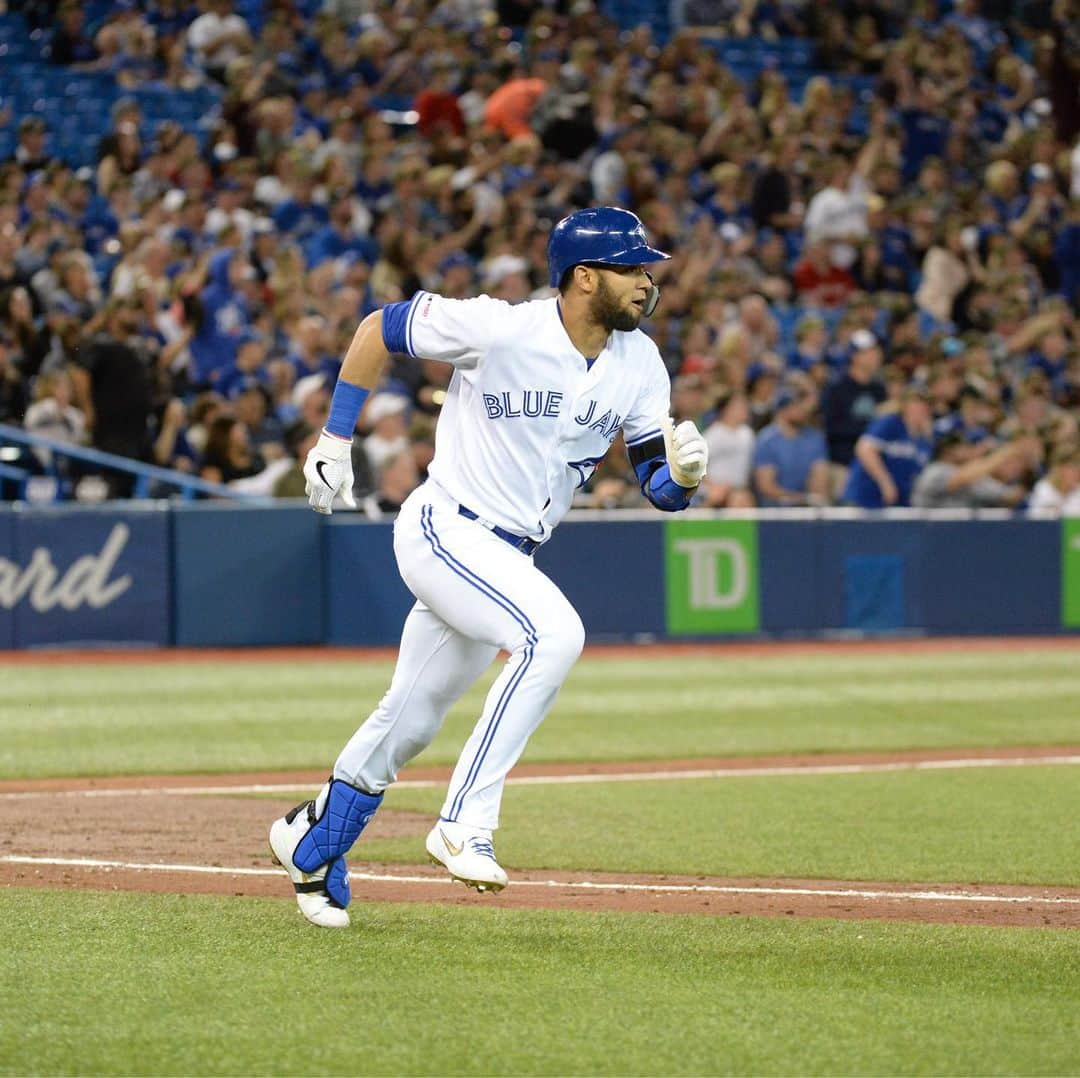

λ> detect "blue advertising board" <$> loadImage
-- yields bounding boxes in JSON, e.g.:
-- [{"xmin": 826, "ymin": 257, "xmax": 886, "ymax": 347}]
[
  {"xmin": 1, "ymin": 505, "xmax": 1075, "ymax": 649},
  {"xmin": 0, "ymin": 509, "xmax": 16, "ymax": 649},
  {"xmin": 918, "ymin": 519, "xmax": 1059, "ymax": 634},
  {"xmin": 172, "ymin": 505, "xmax": 323, "ymax": 646},
  {"xmin": 324, "ymin": 518, "xmax": 413, "ymax": 645},
  {"xmin": 2, "ymin": 505, "xmax": 170, "ymax": 648},
  {"xmin": 537, "ymin": 520, "xmax": 665, "ymax": 639}
]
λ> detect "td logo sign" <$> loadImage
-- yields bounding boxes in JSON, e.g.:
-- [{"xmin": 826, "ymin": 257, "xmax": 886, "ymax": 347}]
[
  {"xmin": 1063, "ymin": 519, "xmax": 1080, "ymax": 629},
  {"xmin": 664, "ymin": 519, "xmax": 760, "ymax": 634}
]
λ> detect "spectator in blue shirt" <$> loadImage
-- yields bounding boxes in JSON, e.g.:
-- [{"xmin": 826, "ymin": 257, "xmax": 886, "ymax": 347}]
[
  {"xmin": 188, "ymin": 247, "xmax": 255, "ymax": 387},
  {"xmin": 1026, "ymin": 328, "xmax": 1070, "ymax": 397},
  {"xmin": 752, "ymin": 375, "xmax": 830, "ymax": 506},
  {"xmin": 286, "ymin": 314, "xmax": 338, "ymax": 382},
  {"xmin": 843, "ymin": 389, "xmax": 934, "ymax": 507},
  {"xmin": 271, "ymin": 172, "xmax": 329, "ymax": 241},
  {"xmin": 822, "ymin": 329, "xmax": 887, "ymax": 467},
  {"xmin": 788, "ymin": 314, "xmax": 829, "ymax": 374},
  {"xmin": 304, "ymin": 195, "xmax": 378, "ymax": 269},
  {"xmin": 1055, "ymin": 211, "xmax": 1080, "ymax": 306},
  {"xmin": 944, "ymin": 0, "xmax": 1006, "ymax": 68},
  {"xmin": 933, "ymin": 384, "xmax": 996, "ymax": 445},
  {"xmin": 898, "ymin": 81, "xmax": 950, "ymax": 183}
]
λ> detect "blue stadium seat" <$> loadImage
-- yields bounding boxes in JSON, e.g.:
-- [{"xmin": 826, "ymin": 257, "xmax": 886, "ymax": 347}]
[
  {"xmin": 0, "ymin": 38, "xmax": 221, "ymax": 172},
  {"xmin": 598, "ymin": 0, "xmax": 669, "ymax": 40}
]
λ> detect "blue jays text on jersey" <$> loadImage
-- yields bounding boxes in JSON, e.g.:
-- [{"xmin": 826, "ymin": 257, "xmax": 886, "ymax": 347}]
[{"xmin": 381, "ymin": 290, "xmax": 672, "ymax": 542}]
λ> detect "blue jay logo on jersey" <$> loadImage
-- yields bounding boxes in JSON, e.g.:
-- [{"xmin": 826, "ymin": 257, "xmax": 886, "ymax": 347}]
[
  {"xmin": 574, "ymin": 401, "xmax": 623, "ymax": 442},
  {"xmin": 483, "ymin": 391, "xmax": 563, "ymax": 419}
]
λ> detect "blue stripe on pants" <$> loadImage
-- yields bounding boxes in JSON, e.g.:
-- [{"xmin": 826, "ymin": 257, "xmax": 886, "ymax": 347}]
[{"xmin": 420, "ymin": 505, "xmax": 538, "ymax": 821}]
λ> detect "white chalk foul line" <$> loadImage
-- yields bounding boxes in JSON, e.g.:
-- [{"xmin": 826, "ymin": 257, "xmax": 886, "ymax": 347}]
[
  {"xmin": 3, "ymin": 854, "xmax": 1079, "ymax": 908},
  {"xmin": 2, "ymin": 754, "xmax": 1080, "ymax": 800}
]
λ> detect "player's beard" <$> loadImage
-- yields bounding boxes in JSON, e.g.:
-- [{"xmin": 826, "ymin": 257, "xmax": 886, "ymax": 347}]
[{"xmin": 591, "ymin": 274, "xmax": 641, "ymax": 333}]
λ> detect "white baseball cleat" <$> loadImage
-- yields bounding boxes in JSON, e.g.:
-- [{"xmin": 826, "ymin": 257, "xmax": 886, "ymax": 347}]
[
  {"xmin": 425, "ymin": 821, "xmax": 508, "ymax": 893},
  {"xmin": 269, "ymin": 802, "xmax": 350, "ymax": 929}
]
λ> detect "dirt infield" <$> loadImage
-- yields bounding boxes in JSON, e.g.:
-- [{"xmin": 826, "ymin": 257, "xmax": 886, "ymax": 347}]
[{"xmin": 3, "ymin": 748, "xmax": 1078, "ymax": 929}]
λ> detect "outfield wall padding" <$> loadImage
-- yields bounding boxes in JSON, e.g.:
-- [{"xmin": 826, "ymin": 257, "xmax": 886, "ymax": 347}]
[
  {"xmin": 0, "ymin": 505, "xmax": 1074, "ymax": 647},
  {"xmin": 171, "ymin": 505, "xmax": 323, "ymax": 646},
  {"xmin": 0, "ymin": 504, "xmax": 170, "ymax": 648}
]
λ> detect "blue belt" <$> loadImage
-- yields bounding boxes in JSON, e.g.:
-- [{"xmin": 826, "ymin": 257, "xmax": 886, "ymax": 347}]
[{"xmin": 457, "ymin": 505, "xmax": 539, "ymax": 555}]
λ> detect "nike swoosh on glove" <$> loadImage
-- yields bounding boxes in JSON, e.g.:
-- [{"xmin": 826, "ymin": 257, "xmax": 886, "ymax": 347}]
[
  {"xmin": 663, "ymin": 418, "xmax": 709, "ymax": 488},
  {"xmin": 303, "ymin": 429, "xmax": 357, "ymax": 515}
]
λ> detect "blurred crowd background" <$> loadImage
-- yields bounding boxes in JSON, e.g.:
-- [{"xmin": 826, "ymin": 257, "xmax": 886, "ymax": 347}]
[{"xmin": 0, "ymin": 0, "xmax": 1078, "ymax": 516}]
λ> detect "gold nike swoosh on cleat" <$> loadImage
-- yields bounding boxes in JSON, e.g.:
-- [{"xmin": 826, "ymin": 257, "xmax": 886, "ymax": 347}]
[{"xmin": 439, "ymin": 828, "xmax": 464, "ymax": 856}]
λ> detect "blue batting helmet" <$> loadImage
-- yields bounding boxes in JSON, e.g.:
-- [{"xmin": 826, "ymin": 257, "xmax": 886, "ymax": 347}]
[{"xmin": 547, "ymin": 207, "xmax": 670, "ymax": 289}]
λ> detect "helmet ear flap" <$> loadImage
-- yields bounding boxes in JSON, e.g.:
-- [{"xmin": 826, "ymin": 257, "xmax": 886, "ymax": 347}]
[{"xmin": 642, "ymin": 272, "xmax": 660, "ymax": 317}]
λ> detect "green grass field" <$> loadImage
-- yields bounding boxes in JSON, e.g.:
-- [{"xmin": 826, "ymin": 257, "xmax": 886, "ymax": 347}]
[
  {"xmin": 3, "ymin": 648, "xmax": 1080, "ymax": 778},
  {"xmin": 4, "ymin": 891, "xmax": 1079, "ymax": 1077},
  {"xmin": 348, "ymin": 765, "xmax": 1080, "ymax": 885},
  {"xmin": 2, "ymin": 646, "xmax": 1079, "ymax": 1075}
]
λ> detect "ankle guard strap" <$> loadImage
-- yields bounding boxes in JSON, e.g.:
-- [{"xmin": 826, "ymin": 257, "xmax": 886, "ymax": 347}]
[{"xmin": 293, "ymin": 778, "xmax": 383, "ymax": 908}]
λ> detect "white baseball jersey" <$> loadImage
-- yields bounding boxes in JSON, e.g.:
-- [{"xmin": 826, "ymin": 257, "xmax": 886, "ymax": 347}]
[
  {"xmin": 392, "ymin": 291, "xmax": 671, "ymax": 541},
  {"xmin": 334, "ymin": 287, "xmax": 675, "ymax": 833}
]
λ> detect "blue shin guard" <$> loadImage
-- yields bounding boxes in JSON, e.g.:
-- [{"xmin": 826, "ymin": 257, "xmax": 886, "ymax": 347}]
[{"xmin": 293, "ymin": 778, "xmax": 383, "ymax": 908}]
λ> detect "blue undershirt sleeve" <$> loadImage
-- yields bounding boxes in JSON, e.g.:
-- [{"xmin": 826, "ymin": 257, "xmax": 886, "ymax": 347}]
[{"xmin": 380, "ymin": 294, "xmax": 420, "ymax": 356}]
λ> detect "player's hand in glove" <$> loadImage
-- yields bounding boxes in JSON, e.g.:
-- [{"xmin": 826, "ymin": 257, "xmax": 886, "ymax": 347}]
[
  {"xmin": 663, "ymin": 417, "xmax": 709, "ymax": 488},
  {"xmin": 304, "ymin": 429, "xmax": 357, "ymax": 514}
]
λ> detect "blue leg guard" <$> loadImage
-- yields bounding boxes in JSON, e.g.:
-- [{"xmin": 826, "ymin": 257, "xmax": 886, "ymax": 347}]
[{"xmin": 293, "ymin": 778, "xmax": 383, "ymax": 909}]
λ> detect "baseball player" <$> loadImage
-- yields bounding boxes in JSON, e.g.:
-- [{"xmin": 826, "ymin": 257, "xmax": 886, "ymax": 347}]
[{"xmin": 269, "ymin": 207, "xmax": 709, "ymax": 928}]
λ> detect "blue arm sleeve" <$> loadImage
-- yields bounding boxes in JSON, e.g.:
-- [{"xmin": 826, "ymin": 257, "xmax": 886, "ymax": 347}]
[
  {"xmin": 380, "ymin": 293, "xmax": 420, "ymax": 355},
  {"xmin": 645, "ymin": 462, "xmax": 694, "ymax": 511},
  {"xmin": 628, "ymin": 435, "xmax": 693, "ymax": 512}
]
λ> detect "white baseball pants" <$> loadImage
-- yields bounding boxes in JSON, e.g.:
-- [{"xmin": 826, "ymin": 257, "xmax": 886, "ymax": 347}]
[{"xmin": 333, "ymin": 481, "xmax": 584, "ymax": 830}]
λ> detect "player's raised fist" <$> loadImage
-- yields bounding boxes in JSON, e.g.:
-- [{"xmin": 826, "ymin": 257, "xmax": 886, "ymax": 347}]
[
  {"xmin": 663, "ymin": 417, "xmax": 708, "ymax": 488},
  {"xmin": 304, "ymin": 429, "xmax": 357, "ymax": 514}
]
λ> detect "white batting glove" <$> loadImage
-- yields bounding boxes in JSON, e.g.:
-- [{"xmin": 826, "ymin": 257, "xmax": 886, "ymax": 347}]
[
  {"xmin": 662, "ymin": 417, "xmax": 708, "ymax": 488},
  {"xmin": 303, "ymin": 430, "xmax": 357, "ymax": 514}
]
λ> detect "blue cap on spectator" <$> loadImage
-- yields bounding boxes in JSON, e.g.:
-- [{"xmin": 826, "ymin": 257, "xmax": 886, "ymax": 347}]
[
  {"xmin": 773, "ymin": 386, "xmax": 799, "ymax": 410},
  {"xmin": 228, "ymin": 375, "xmax": 271, "ymax": 401},
  {"xmin": 942, "ymin": 336, "xmax": 966, "ymax": 357},
  {"xmin": 335, "ymin": 250, "xmax": 370, "ymax": 273},
  {"xmin": 746, "ymin": 362, "xmax": 779, "ymax": 389},
  {"xmin": 439, "ymin": 251, "xmax": 474, "ymax": 275}
]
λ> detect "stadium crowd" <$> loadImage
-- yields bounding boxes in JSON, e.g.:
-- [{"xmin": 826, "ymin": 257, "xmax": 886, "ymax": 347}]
[{"xmin": 0, "ymin": 0, "xmax": 1078, "ymax": 515}]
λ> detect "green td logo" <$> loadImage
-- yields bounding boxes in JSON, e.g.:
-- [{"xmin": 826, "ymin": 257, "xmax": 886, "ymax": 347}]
[
  {"xmin": 1062, "ymin": 518, "xmax": 1080, "ymax": 629},
  {"xmin": 664, "ymin": 519, "xmax": 760, "ymax": 634}
]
